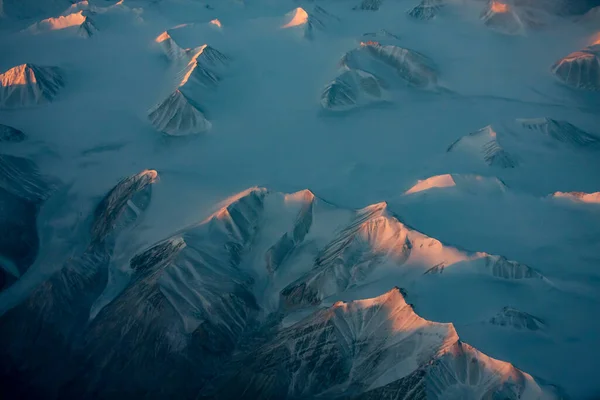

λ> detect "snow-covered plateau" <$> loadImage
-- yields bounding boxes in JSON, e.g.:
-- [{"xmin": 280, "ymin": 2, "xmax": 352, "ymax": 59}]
[{"xmin": 0, "ymin": 0, "xmax": 599, "ymax": 399}]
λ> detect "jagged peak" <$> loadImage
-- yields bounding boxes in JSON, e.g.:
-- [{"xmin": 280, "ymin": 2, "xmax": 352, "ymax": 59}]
[
  {"xmin": 209, "ymin": 18, "xmax": 222, "ymax": 29},
  {"xmin": 91, "ymin": 169, "xmax": 158, "ymax": 244},
  {"xmin": 202, "ymin": 187, "xmax": 268, "ymax": 224},
  {"xmin": 552, "ymin": 191, "xmax": 600, "ymax": 204},
  {"xmin": 481, "ymin": 254, "xmax": 546, "ymax": 280}
]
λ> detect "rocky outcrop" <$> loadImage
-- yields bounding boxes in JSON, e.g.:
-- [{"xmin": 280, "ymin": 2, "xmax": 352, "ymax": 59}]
[
  {"xmin": 517, "ymin": 117, "xmax": 600, "ymax": 147},
  {"xmin": 0, "ymin": 123, "xmax": 25, "ymax": 142},
  {"xmin": 407, "ymin": 0, "xmax": 443, "ymax": 20},
  {"xmin": 489, "ymin": 306, "xmax": 546, "ymax": 331}
]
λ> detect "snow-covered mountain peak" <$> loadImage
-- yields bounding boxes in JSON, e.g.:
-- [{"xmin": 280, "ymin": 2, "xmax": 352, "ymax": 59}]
[
  {"xmin": 0, "ymin": 64, "xmax": 64, "ymax": 108},
  {"xmin": 148, "ymin": 89, "xmax": 211, "ymax": 136},
  {"xmin": 281, "ymin": 7, "xmax": 309, "ymax": 29},
  {"xmin": 405, "ymin": 174, "xmax": 456, "ymax": 194},
  {"xmin": 283, "ymin": 188, "xmax": 316, "ymax": 205},
  {"xmin": 481, "ymin": 1, "xmax": 526, "ymax": 35},
  {"xmin": 342, "ymin": 43, "xmax": 439, "ymax": 89},
  {"xmin": 552, "ymin": 191, "xmax": 600, "ymax": 204},
  {"xmin": 551, "ymin": 44, "xmax": 600, "ymax": 91},
  {"xmin": 405, "ymin": 174, "xmax": 507, "ymax": 195},
  {"xmin": 25, "ymin": 11, "xmax": 86, "ymax": 34},
  {"xmin": 90, "ymin": 169, "xmax": 158, "ymax": 244},
  {"xmin": 281, "ymin": 5, "xmax": 338, "ymax": 39},
  {"xmin": 177, "ymin": 44, "xmax": 230, "ymax": 88},
  {"xmin": 447, "ymin": 125, "xmax": 518, "ymax": 168}
]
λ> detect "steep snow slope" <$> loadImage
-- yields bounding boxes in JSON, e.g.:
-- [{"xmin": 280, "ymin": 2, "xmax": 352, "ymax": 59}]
[
  {"xmin": 209, "ymin": 288, "xmax": 558, "ymax": 399},
  {"xmin": 340, "ymin": 42, "xmax": 439, "ymax": 89},
  {"xmin": 148, "ymin": 90, "xmax": 211, "ymax": 135},
  {"xmin": 0, "ymin": 64, "xmax": 64, "ymax": 108},
  {"xmin": 147, "ymin": 43, "xmax": 229, "ymax": 135},
  {"xmin": 0, "ymin": 0, "xmax": 599, "ymax": 398},
  {"xmin": 281, "ymin": 5, "xmax": 339, "ymax": 39},
  {"xmin": 447, "ymin": 125, "xmax": 519, "ymax": 168},
  {"xmin": 551, "ymin": 43, "xmax": 600, "ymax": 91}
]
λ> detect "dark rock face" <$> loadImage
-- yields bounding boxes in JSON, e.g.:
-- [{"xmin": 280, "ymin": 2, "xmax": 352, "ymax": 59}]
[
  {"xmin": 0, "ymin": 154, "xmax": 54, "ymax": 290},
  {"xmin": 0, "ymin": 123, "xmax": 26, "ymax": 143},
  {"xmin": 0, "ymin": 170, "xmax": 158, "ymax": 398}
]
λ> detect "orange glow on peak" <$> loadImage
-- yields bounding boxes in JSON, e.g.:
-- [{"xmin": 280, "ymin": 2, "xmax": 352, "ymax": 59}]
[
  {"xmin": 140, "ymin": 169, "xmax": 159, "ymax": 183},
  {"xmin": 282, "ymin": 7, "xmax": 309, "ymax": 28},
  {"xmin": 360, "ymin": 40, "xmax": 380, "ymax": 47},
  {"xmin": 210, "ymin": 19, "xmax": 222, "ymax": 28},
  {"xmin": 490, "ymin": 1, "xmax": 509, "ymax": 13},
  {"xmin": 591, "ymin": 32, "xmax": 600, "ymax": 45},
  {"xmin": 155, "ymin": 31, "xmax": 171, "ymax": 43}
]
